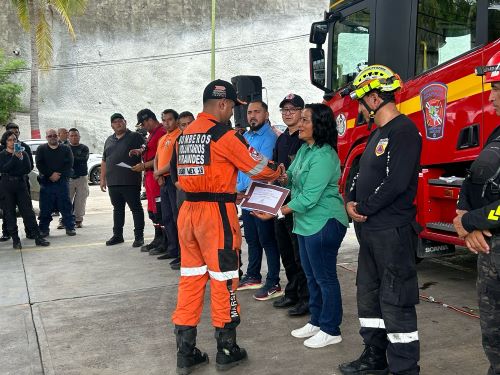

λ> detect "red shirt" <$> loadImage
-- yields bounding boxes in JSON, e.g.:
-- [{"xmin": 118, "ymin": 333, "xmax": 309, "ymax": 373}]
[{"xmin": 143, "ymin": 125, "xmax": 167, "ymax": 163}]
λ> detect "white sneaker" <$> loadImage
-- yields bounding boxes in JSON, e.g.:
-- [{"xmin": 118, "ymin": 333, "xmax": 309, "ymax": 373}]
[
  {"xmin": 303, "ymin": 330, "xmax": 342, "ymax": 348},
  {"xmin": 291, "ymin": 323, "xmax": 320, "ymax": 338}
]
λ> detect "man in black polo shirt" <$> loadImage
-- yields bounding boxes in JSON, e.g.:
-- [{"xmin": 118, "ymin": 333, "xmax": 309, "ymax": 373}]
[
  {"xmin": 100, "ymin": 113, "xmax": 145, "ymax": 247},
  {"xmin": 271, "ymin": 93, "xmax": 309, "ymax": 317},
  {"xmin": 36, "ymin": 128, "xmax": 75, "ymax": 237}
]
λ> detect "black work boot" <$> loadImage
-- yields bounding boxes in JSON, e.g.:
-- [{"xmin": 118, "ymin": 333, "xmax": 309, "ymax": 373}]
[
  {"xmin": 175, "ymin": 325, "xmax": 209, "ymax": 375},
  {"xmin": 12, "ymin": 234, "xmax": 22, "ymax": 250},
  {"xmin": 105, "ymin": 235, "xmax": 124, "ymax": 246},
  {"xmin": 339, "ymin": 345, "xmax": 389, "ymax": 374},
  {"xmin": 35, "ymin": 235, "xmax": 50, "ymax": 247},
  {"xmin": 141, "ymin": 227, "xmax": 162, "ymax": 252},
  {"xmin": 215, "ymin": 327, "xmax": 247, "ymax": 371}
]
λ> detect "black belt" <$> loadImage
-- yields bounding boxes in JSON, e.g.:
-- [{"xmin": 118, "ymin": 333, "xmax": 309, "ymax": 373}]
[{"xmin": 185, "ymin": 192, "xmax": 236, "ymax": 203}]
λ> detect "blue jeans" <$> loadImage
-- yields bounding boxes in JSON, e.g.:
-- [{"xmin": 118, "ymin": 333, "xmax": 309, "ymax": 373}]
[
  {"xmin": 298, "ymin": 218, "xmax": 347, "ymax": 336},
  {"xmin": 242, "ymin": 209, "xmax": 281, "ymax": 286},
  {"xmin": 160, "ymin": 177, "xmax": 179, "ymax": 256},
  {"xmin": 39, "ymin": 179, "xmax": 74, "ymax": 231}
]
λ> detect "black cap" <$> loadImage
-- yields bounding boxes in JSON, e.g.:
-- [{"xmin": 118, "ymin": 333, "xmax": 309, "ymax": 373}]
[
  {"xmin": 110, "ymin": 113, "xmax": 125, "ymax": 122},
  {"xmin": 136, "ymin": 109, "xmax": 158, "ymax": 125},
  {"xmin": 279, "ymin": 93, "xmax": 305, "ymax": 109},
  {"xmin": 203, "ymin": 79, "xmax": 244, "ymax": 106}
]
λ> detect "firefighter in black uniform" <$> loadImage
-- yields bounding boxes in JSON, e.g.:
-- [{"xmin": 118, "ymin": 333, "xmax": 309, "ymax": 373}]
[
  {"xmin": 453, "ymin": 51, "xmax": 500, "ymax": 375},
  {"xmin": 339, "ymin": 65, "xmax": 422, "ymax": 375}
]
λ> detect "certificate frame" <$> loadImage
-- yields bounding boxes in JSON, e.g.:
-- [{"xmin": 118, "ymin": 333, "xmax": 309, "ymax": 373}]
[{"xmin": 240, "ymin": 181, "xmax": 290, "ymax": 216}]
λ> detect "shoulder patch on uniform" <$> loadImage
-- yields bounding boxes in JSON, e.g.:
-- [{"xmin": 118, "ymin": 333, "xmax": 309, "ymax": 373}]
[
  {"xmin": 375, "ymin": 138, "xmax": 389, "ymax": 156},
  {"xmin": 248, "ymin": 147, "xmax": 264, "ymax": 161}
]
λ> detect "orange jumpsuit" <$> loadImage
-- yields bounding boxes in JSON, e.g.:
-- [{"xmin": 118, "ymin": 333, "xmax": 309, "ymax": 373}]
[{"xmin": 172, "ymin": 112, "xmax": 281, "ymax": 328}]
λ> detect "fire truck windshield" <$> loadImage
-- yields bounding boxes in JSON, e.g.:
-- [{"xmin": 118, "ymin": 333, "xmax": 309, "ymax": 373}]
[{"xmin": 331, "ymin": 8, "xmax": 370, "ymax": 92}]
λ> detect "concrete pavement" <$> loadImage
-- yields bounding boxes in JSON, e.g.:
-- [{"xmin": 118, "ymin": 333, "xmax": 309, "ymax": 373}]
[{"xmin": 0, "ymin": 186, "xmax": 489, "ymax": 374}]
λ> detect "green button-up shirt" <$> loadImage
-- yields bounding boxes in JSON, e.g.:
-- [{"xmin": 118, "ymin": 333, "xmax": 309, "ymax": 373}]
[{"xmin": 287, "ymin": 143, "xmax": 349, "ymax": 236}]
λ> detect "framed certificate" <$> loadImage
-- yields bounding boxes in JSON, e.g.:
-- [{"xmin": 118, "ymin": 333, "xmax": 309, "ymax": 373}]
[{"xmin": 240, "ymin": 181, "xmax": 290, "ymax": 216}]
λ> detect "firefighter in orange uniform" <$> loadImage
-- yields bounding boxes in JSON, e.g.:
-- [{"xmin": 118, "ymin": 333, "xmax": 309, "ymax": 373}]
[{"xmin": 172, "ymin": 79, "xmax": 283, "ymax": 374}]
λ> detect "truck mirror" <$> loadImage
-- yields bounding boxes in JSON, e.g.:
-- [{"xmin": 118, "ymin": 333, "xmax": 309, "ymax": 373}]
[
  {"xmin": 309, "ymin": 48, "xmax": 327, "ymax": 91},
  {"xmin": 310, "ymin": 22, "xmax": 329, "ymax": 45}
]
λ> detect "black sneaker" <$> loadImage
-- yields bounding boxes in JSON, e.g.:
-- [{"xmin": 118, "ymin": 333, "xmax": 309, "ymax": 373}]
[
  {"xmin": 0, "ymin": 234, "xmax": 11, "ymax": 242},
  {"xmin": 106, "ymin": 235, "xmax": 124, "ymax": 246},
  {"xmin": 66, "ymin": 229, "xmax": 76, "ymax": 236},
  {"xmin": 170, "ymin": 259, "xmax": 181, "ymax": 270},
  {"xmin": 253, "ymin": 284, "xmax": 284, "ymax": 301},
  {"xmin": 35, "ymin": 237, "xmax": 50, "ymax": 247},
  {"xmin": 149, "ymin": 246, "xmax": 167, "ymax": 256},
  {"xmin": 13, "ymin": 238, "xmax": 22, "ymax": 250},
  {"xmin": 288, "ymin": 301, "xmax": 309, "ymax": 316},
  {"xmin": 273, "ymin": 295, "xmax": 297, "ymax": 309},
  {"xmin": 132, "ymin": 237, "xmax": 144, "ymax": 248},
  {"xmin": 140, "ymin": 240, "xmax": 159, "ymax": 252}
]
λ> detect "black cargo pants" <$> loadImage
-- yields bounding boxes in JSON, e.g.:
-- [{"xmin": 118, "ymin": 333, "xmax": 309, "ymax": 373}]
[
  {"xmin": 478, "ymin": 236, "xmax": 500, "ymax": 375},
  {"xmin": 355, "ymin": 222, "xmax": 420, "ymax": 375}
]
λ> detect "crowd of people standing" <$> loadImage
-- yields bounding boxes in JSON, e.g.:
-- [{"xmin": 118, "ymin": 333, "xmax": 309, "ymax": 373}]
[
  {"xmin": 0, "ymin": 124, "xmax": 90, "ymax": 249},
  {"xmin": 3, "ymin": 54, "xmax": 499, "ymax": 375}
]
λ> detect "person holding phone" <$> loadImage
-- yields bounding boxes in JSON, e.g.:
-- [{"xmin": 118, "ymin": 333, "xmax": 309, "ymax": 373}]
[{"xmin": 0, "ymin": 131, "xmax": 50, "ymax": 249}]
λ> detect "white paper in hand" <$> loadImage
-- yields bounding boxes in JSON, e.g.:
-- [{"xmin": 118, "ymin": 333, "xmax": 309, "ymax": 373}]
[{"xmin": 117, "ymin": 162, "xmax": 132, "ymax": 169}]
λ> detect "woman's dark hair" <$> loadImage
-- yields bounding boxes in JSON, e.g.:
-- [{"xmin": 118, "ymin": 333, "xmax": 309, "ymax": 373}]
[
  {"xmin": 1, "ymin": 130, "xmax": 17, "ymax": 146},
  {"xmin": 305, "ymin": 103, "xmax": 338, "ymax": 151}
]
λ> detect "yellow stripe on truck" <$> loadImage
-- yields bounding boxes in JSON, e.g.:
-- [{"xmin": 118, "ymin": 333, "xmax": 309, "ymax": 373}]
[
  {"xmin": 344, "ymin": 73, "xmax": 487, "ymax": 125},
  {"xmin": 399, "ymin": 73, "xmax": 484, "ymax": 115},
  {"xmin": 330, "ymin": 0, "xmax": 345, "ymax": 9}
]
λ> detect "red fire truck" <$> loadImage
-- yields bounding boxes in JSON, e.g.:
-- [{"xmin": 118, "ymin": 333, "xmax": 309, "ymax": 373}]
[{"xmin": 309, "ymin": 0, "xmax": 500, "ymax": 257}]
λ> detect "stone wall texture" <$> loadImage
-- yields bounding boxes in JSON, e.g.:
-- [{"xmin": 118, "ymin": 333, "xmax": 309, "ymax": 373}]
[{"xmin": 0, "ymin": 0, "xmax": 328, "ymax": 152}]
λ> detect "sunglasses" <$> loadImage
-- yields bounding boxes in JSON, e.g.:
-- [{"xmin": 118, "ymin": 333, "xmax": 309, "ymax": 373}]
[{"xmin": 47, "ymin": 134, "xmax": 58, "ymax": 138}]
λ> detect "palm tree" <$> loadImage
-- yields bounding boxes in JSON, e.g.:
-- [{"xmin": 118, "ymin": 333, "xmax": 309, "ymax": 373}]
[{"xmin": 11, "ymin": 0, "xmax": 87, "ymax": 138}]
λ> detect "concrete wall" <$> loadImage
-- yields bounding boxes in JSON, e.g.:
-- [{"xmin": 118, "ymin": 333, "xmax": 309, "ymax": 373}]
[{"xmin": 0, "ymin": 0, "xmax": 328, "ymax": 152}]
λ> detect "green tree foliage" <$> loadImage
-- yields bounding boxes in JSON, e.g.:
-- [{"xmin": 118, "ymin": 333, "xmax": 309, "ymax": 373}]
[
  {"xmin": 0, "ymin": 49, "xmax": 26, "ymax": 126},
  {"xmin": 11, "ymin": 0, "xmax": 87, "ymax": 137}
]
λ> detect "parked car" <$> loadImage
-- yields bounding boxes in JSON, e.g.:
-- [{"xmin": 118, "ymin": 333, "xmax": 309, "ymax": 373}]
[{"xmin": 24, "ymin": 139, "xmax": 103, "ymax": 185}]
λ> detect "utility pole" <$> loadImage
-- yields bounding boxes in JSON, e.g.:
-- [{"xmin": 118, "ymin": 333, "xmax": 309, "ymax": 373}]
[{"xmin": 211, "ymin": 0, "xmax": 216, "ymax": 80}]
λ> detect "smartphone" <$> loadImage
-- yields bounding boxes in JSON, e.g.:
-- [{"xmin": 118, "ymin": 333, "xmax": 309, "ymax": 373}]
[{"xmin": 14, "ymin": 143, "xmax": 24, "ymax": 153}]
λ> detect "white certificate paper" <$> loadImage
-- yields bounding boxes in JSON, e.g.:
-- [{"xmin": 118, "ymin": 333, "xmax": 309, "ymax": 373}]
[
  {"xmin": 240, "ymin": 181, "xmax": 290, "ymax": 216},
  {"xmin": 247, "ymin": 186, "xmax": 283, "ymax": 206},
  {"xmin": 117, "ymin": 162, "xmax": 132, "ymax": 169}
]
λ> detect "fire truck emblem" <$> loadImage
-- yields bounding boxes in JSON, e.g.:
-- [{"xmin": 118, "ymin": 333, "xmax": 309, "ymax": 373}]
[
  {"xmin": 375, "ymin": 138, "xmax": 388, "ymax": 156},
  {"xmin": 336, "ymin": 113, "xmax": 347, "ymax": 137},
  {"xmin": 420, "ymin": 83, "xmax": 448, "ymax": 140}
]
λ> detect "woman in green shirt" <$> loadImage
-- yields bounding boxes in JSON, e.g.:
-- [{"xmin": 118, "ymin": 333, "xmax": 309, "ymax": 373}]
[{"xmin": 258, "ymin": 103, "xmax": 349, "ymax": 348}]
